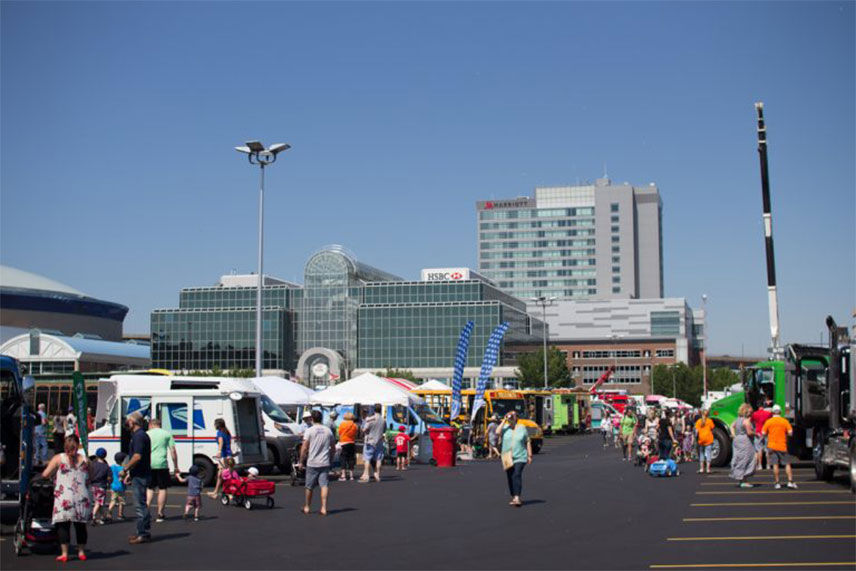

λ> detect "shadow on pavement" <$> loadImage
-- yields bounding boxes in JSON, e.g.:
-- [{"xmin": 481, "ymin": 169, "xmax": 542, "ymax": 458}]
[
  {"xmin": 150, "ymin": 532, "xmax": 191, "ymax": 544},
  {"xmin": 521, "ymin": 499, "xmax": 545, "ymax": 506},
  {"xmin": 325, "ymin": 508, "xmax": 357, "ymax": 515},
  {"xmin": 86, "ymin": 549, "xmax": 131, "ymax": 560}
]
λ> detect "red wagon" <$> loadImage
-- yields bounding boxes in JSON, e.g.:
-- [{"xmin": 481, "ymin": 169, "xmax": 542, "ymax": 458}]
[{"xmin": 219, "ymin": 477, "xmax": 276, "ymax": 510}]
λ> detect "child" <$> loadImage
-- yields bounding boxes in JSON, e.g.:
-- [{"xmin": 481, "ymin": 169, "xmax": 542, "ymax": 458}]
[
  {"xmin": 176, "ymin": 465, "xmax": 203, "ymax": 522},
  {"xmin": 246, "ymin": 466, "xmax": 259, "ymax": 480},
  {"xmin": 89, "ymin": 448, "xmax": 112, "ymax": 524},
  {"xmin": 219, "ymin": 457, "xmax": 239, "ymax": 501},
  {"xmin": 106, "ymin": 452, "xmax": 127, "ymax": 522},
  {"xmin": 636, "ymin": 435, "xmax": 651, "ymax": 466},
  {"xmin": 394, "ymin": 426, "xmax": 410, "ymax": 471}
]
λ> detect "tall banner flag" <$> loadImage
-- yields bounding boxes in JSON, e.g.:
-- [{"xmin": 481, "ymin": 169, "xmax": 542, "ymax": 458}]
[
  {"xmin": 471, "ymin": 322, "xmax": 510, "ymax": 420},
  {"xmin": 72, "ymin": 371, "xmax": 88, "ymax": 451},
  {"xmin": 449, "ymin": 321, "xmax": 474, "ymax": 422}
]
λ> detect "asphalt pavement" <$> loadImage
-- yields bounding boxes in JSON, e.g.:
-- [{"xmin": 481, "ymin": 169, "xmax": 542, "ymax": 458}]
[{"xmin": 1, "ymin": 434, "xmax": 853, "ymax": 570}]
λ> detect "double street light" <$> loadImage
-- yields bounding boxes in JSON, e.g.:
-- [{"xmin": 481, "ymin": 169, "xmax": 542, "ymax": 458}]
[
  {"xmin": 235, "ymin": 140, "xmax": 291, "ymax": 377},
  {"xmin": 531, "ymin": 296, "xmax": 556, "ymax": 389}
]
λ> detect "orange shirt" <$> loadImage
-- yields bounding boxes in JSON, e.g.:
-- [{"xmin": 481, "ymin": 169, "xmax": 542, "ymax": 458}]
[
  {"xmin": 695, "ymin": 418, "xmax": 715, "ymax": 446},
  {"xmin": 762, "ymin": 416, "xmax": 792, "ymax": 452},
  {"xmin": 338, "ymin": 420, "xmax": 358, "ymax": 444}
]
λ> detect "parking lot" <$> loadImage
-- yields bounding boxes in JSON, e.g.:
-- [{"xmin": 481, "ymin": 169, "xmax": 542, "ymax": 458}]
[{"xmin": 2, "ymin": 435, "xmax": 853, "ymax": 570}]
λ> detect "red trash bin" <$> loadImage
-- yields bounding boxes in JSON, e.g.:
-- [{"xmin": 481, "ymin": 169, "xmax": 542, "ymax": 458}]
[{"xmin": 429, "ymin": 426, "xmax": 457, "ymax": 467}]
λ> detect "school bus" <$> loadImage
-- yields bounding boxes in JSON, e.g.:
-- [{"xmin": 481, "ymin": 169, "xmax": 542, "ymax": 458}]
[{"xmin": 462, "ymin": 389, "xmax": 544, "ymax": 453}]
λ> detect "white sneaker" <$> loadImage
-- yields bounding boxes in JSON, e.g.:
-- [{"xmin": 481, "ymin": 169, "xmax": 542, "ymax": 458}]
[
  {"xmin": 774, "ymin": 482, "xmax": 782, "ymax": 489},
  {"xmin": 787, "ymin": 482, "xmax": 798, "ymax": 489}
]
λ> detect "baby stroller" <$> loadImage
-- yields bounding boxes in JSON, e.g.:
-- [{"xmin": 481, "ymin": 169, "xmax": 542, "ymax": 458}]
[
  {"xmin": 220, "ymin": 476, "xmax": 276, "ymax": 510},
  {"xmin": 289, "ymin": 441, "xmax": 305, "ymax": 487},
  {"xmin": 13, "ymin": 477, "xmax": 57, "ymax": 556}
]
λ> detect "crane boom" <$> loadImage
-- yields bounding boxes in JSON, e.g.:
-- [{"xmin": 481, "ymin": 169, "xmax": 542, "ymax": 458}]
[{"xmin": 755, "ymin": 102, "xmax": 782, "ymax": 357}]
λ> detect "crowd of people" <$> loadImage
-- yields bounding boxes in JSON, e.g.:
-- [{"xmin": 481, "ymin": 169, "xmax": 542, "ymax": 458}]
[{"xmin": 599, "ymin": 399, "xmax": 798, "ymax": 488}]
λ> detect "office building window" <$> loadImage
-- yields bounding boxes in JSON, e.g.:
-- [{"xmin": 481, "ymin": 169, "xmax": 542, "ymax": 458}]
[
  {"xmin": 611, "ymin": 236, "xmax": 620, "ymax": 243},
  {"xmin": 612, "ymin": 246, "xmax": 620, "ymax": 253},
  {"xmin": 612, "ymin": 266, "xmax": 620, "ymax": 273},
  {"xmin": 651, "ymin": 311, "xmax": 681, "ymax": 336},
  {"xmin": 611, "ymin": 226, "xmax": 619, "ymax": 233},
  {"xmin": 612, "ymin": 256, "xmax": 620, "ymax": 263},
  {"xmin": 610, "ymin": 203, "xmax": 619, "ymax": 213},
  {"xmin": 612, "ymin": 276, "xmax": 620, "ymax": 283},
  {"xmin": 611, "ymin": 215, "xmax": 619, "ymax": 223},
  {"xmin": 612, "ymin": 286, "xmax": 621, "ymax": 293}
]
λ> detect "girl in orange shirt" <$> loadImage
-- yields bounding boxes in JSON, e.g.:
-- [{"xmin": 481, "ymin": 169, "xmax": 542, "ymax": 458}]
[{"xmin": 337, "ymin": 412, "xmax": 359, "ymax": 481}]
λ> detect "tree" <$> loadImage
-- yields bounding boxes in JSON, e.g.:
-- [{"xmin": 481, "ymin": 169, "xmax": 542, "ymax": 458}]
[
  {"xmin": 375, "ymin": 368, "xmax": 420, "ymax": 383},
  {"xmin": 515, "ymin": 347, "xmax": 572, "ymax": 388},
  {"xmin": 651, "ymin": 364, "xmax": 739, "ymax": 407}
]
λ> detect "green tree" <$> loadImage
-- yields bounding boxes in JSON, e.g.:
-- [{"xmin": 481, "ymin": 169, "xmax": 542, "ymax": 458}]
[
  {"xmin": 515, "ymin": 347, "xmax": 572, "ymax": 388},
  {"xmin": 651, "ymin": 364, "xmax": 739, "ymax": 407},
  {"xmin": 375, "ymin": 368, "xmax": 420, "ymax": 383}
]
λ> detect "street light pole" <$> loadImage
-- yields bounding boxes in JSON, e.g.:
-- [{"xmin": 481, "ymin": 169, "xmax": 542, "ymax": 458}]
[
  {"xmin": 235, "ymin": 141, "xmax": 291, "ymax": 377},
  {"xmin": 531, "ymin": 296, "xmax": 556, "ymax": 389},
  {"xmin": 702, "ymin": 294, "xmax": 708, "ymax": 403}
]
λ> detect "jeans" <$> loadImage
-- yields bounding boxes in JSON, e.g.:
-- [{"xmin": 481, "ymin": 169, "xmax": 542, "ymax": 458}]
[
  {"xmin": 505, "ymin": 462, "xmax": 526, "ymax": 498},
  {"xmin": 34, "ymin": 433, "xmax": 48, "ymax": 463},
  {"xmin": 131, "ymin": 476, "xmax": 151, "ymax": 538},
  {"xmin": 658, "ymin": 439, "xmax": 672, "ymax": 460}
]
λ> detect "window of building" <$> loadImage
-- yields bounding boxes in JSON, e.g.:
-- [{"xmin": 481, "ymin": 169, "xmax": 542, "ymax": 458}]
[
  {"xmin": 611, "ymin": 215, "xmax": 619, "ymax": 223},
  {"xmin": 611, "ymin": 236, "xmax": 619, "ymax": 243},
  {"xmin": 611, "ymin": 226, "xmax": 619, "ymax": 233},
  {"xmin": 612, "ymin": 256, "xmax": 620, "ymax": 263},
  {"xmin": 612, "ymin": 246, "xmax": 620, "ymax": 253},
  {"xmin": 610, "ymin": 203, "xmax": 619, "ymax": 213},
  {"xmin": 651, "ymin": 311, "xmax": 681, "ymax": 336},
  {"xmin": 656, "ymin": 349, "xmax": 675, "ymax": 358},
  {"xmin": 612, "ymin": 286, "xmax": 621, "ymax": 293},
  {"xmin": 612, "ymin": 276, "xmax": 620, "ymax": 283},
  {"xmin": 612, "ymin": 266, "xmax": 620, "ymax": 273}
]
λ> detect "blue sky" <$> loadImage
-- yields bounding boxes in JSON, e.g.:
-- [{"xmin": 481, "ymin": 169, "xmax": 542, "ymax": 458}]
[{"xmin": 1, "ymin": 1, "xmax": 853, "ymax": 356}]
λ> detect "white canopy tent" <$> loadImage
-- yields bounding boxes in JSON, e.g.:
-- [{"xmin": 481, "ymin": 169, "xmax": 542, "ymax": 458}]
[
  {"xmin": 254, "ymin": 376, "xmax": 314, "ymax": 406},
  {"xmin": 416, "ymin": 379, "xmax": 451, "ymax": 392},
  {"xmin": 310, "ymin": 372, "xmax": 425, "ymax": 407}
]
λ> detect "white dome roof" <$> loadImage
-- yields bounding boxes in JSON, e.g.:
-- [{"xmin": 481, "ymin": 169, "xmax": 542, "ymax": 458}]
[{"xmin": 0, "ymin": 265, "xmax": 86, "ymax": 297}]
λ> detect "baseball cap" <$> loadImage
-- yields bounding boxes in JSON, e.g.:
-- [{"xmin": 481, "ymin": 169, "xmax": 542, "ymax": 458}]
[
  {"xmin": 95, "ymin": 448, "xmax": 107, "ymax": 459},
  {"xmin": 248, "ymin": 466, "xmax": 259, "ymax": 476},
  {"xmin": 772, "ymin": 404, "xmax": 782, "ymax": 414},
  {"xmin": 302, "ymin": 411, "xmax": 312, "ymax": 419}
]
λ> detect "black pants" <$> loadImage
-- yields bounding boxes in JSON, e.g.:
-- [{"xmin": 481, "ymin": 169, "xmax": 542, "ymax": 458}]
[
  {"xmin": 505, "ymin": 462, "xmax": 525, "ymax": 498},
  {"xmin": 658, "ymin": 439, "xmax": 672, "ymax": 460},
  {"xmin": 56, "ymin": 521, "xmax": 87, "ymax": 546},
  {"xmin": 340, "ymin": 443, "xmax": 356, "ymax": 471}
]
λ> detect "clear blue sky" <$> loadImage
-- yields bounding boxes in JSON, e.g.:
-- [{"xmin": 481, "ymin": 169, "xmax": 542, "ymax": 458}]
[{"xmin": 2, "ymin": 1, "xmax": 853, "ymax": 356}]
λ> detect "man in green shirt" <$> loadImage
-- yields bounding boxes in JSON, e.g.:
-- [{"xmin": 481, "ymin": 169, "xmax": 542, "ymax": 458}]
[
  {"xmin": 619, "ymin": 408, "xmax": 638, "ymax": 461},
  {"xmin": 146, "ymin": 418, "xmax": 178, "ymax": 522}
]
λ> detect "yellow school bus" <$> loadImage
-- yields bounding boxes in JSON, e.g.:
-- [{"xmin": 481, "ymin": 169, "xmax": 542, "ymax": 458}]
[{"xmin": 461, "ymin": 389, "xmax": 544, "ymax": 453}]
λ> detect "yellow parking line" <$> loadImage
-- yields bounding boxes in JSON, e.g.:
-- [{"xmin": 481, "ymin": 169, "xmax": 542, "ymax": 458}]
[
  {"xmin": 683, "ymin": 515, "xmax": 856, "ymax": 522},
  {"xmin": 691, "ymin": 501, "xmax": 855, "ymax": 506},
  {"xmin": 667, "ymin": 534, "xmax": 856, "ymax": 541},
  {"xmin": 650, "ymin": 563, "xmax": 856, "ymax": 569},
  {"xmin": 697, "ymin": 490, "xmax": 849, "ymax": 495}
]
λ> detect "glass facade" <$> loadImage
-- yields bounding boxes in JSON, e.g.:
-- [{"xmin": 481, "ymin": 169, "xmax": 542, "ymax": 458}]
[
  {"xmin": 151, "ymin": 308, "xmax": 295, "ymax": 371},
  {"xmin": 152, "ymin": 246, "xmax": 542, "ymax": 377}
]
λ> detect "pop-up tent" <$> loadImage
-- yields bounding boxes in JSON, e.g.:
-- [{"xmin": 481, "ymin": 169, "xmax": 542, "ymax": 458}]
[
  {"xmin": 310, "ymin": 372, "xmax": 424, "ymax": 407},
  {"xmin": 416, "ymin": 379, "xmax": 451, "ymax": 392},
  {"xmin": 254, "ymin": 376, "xmax": 314, "ymax": 406}
]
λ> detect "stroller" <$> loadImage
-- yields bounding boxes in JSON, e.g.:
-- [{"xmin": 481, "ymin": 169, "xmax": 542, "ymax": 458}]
[
  {"xmin": 13, "ymin": 477, "xmax": 57, "ymax": 556},
  {"xmin": 220, "ymin": 476, "xmax": 276, "ymax": 510}
]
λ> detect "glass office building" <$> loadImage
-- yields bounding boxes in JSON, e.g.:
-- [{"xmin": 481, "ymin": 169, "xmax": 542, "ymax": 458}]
[{"xmin": 152, "ymin": 246, "xmax": 543, "ymax": 385}]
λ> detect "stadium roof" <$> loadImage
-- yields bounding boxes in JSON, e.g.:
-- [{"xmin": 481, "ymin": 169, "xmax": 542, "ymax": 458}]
[{"xmin": 0, "ymin": 265, "xmax": 86, "ymax": 297}]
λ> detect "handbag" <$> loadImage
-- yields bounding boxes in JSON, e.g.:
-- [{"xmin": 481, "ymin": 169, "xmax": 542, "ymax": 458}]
[{"xmin": 501, "ymin": 451, "xmax": 514, "ymax": 470}]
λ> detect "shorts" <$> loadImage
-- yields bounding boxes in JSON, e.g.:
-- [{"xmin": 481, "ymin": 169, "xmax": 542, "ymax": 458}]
[
  {"xmin": 148, "ymin": 468, "xmax": 171, "ymax": 490},
  {"xmin": 186, "ymin": 495, "xmax": 201, "ymax": 509},
  {"xmin": 753, "ymin": 435, "xmax": 767, "ymax": 453},
  {"xmin": 698, "ymin": 444, "xmax": 712, "ymax": 462},
  {"xmin": 110, "ymin": 490, "xmax": 126, "ymax": 505},
  {"xmin": 767, "ymin": 448, "xmax": 788, "ymax": 466},
  {"xmin": 363, "ymin": 443, "xmax": 384, "ymax": 463},
  {"xmin": 622, "ymin": 433, "xmax": 634, "ymax": 446},
  {"xmin": 305, "ymin": 466, "xmax": 330, "ymax": 490},
  {"xmin": 92, "ymin": 486, "xmax": 107, "ymax": 507},
  {"xmin": 396, "ymin": 448, "xmax": 408, "ymax": 457}
]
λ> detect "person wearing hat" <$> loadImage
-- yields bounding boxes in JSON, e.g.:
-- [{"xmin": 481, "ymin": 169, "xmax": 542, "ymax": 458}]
[
  {"xmin": 247, "ymin": 466, "xmax": 260, "ymax": 480},
  {"xmin": 325, "ymin": 410, "xmax": 339, "ymax": 439},
  {"xmin": 90, "ymin": 447, "xmax": 112, "ymax": 525},
  {"xmin": 761, "ymin": 405, "xmax": 798, "ymax": 489}
]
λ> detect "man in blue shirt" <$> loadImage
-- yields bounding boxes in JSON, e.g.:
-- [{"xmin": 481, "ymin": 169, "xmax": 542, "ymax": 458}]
[{"xmin": 120, "ymin": 412, "xmax": 152, "ymax": 544}]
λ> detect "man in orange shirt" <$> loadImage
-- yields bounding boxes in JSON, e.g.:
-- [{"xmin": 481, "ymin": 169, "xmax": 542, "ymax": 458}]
[{"xmin": 761, "ymin": 405, "xmax": 798, "ymax": 489}]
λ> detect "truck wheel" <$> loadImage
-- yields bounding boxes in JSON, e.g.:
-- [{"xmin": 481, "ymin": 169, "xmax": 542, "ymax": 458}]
[
  {"xmin": 532, "ymin": 441, "xmax": 542, "ymax": 454},
  {"xmin": 813, "ymin": 430, "xmax": 834, "ymax": 481},
  {"xmin": 710, "ymin": 426, "xmax": 731, "ymax": 468},
  {"xmin": 193, "ymin": 456, "xmax": 217, "ymax": 487}
]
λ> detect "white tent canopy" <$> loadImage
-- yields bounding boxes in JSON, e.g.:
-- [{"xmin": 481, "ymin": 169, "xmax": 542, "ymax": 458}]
[
  {"xmin": 254, "ymin": 376, "xmax": 314, "ymax": 406},
  {"xmin": 310, "ymin": 372, "xmax": 425, "ymax": 407},
  {"xmin": 416, "ymin": 379, "xmax": 451, "ymax": 392}
]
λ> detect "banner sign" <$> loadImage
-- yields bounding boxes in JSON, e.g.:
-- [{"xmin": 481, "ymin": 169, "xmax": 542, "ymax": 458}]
[
  {"xmin": 471, "ymin": 322, "xmax": 510, "ymax": 420},
  {"xmin": 72, "ymin": 371, "xmax": 88, "ymax": 451},
  {"xmin": 449, "ymin": 321, "xmax": 474, "ymax": 421}
]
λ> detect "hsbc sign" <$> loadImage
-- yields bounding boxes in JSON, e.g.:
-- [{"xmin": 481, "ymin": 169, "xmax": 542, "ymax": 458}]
[{"xmin": 421, "ymin": 268, "xmax": 471, "ymax": 282}]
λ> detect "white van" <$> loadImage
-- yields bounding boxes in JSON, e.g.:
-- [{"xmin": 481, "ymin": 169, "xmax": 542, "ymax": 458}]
[{"xmin": 89, "ymin": 375, "xmax": 269, "ymax": 485}]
